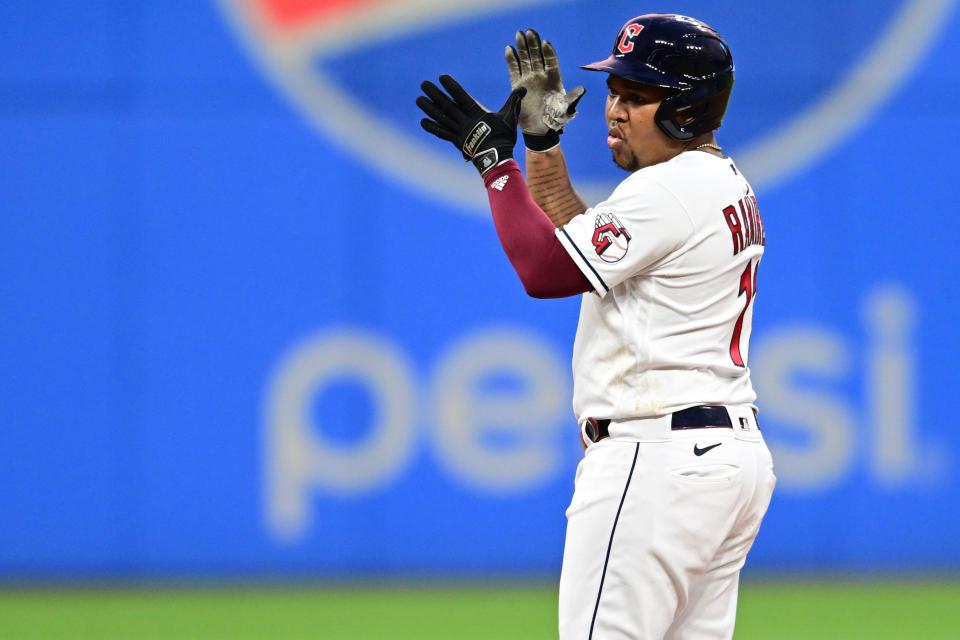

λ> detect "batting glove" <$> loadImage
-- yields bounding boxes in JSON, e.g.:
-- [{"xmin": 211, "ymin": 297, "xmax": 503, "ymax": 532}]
[
  {"xmin": 506, "ymin": 29, "xmax": 586, "ymax": 151},
  {"xmin": 417, "ymin": 74, "xmax": 526, "ymax": 176}
]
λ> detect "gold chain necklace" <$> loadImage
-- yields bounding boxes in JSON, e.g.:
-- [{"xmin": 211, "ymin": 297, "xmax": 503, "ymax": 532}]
[{"xmin": 695, "ymin": 143, "xmax": 724, "ymax": 154}]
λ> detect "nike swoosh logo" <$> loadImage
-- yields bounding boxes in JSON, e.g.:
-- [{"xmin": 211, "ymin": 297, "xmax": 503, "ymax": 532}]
[{"xmin": 693, "ymin": 443, "xmax": 723, "ymax": 456}]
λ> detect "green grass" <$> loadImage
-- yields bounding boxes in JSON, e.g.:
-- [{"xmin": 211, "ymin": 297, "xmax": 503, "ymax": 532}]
[{"xmin": 0, "ymin": 581, "xmax": 957, "ymax": 639}]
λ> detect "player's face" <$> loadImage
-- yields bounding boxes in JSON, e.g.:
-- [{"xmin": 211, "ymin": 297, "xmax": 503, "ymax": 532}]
[{"xmin": 605, "ymin": 76, "xmax": 682, "ymax": 172}]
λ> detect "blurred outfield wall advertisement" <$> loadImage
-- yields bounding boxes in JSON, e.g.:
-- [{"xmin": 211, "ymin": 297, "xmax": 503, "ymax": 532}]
[{"xmin": 1, "ymin": 0, "xmax": 959, "ymax": 577}]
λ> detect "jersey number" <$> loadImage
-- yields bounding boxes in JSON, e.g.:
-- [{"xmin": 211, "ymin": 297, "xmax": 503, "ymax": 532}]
[{"xmin": 729, "ymin": 259, "xmax": 758, "ymax": 367}]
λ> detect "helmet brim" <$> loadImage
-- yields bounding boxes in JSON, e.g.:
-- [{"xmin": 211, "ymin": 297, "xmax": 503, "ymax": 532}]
[{"xmin": 581, "ymin": 56, "xmax": 688, "ymax": 90}]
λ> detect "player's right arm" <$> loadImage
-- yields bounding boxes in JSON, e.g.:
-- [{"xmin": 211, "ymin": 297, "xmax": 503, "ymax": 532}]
[
  {"xmin": 506, "ymin": 30, "xmax": 587, "ymax": 227},
  {"xmin": 525, "ymin": 145, "xmax": 588, "ymax": 227}
]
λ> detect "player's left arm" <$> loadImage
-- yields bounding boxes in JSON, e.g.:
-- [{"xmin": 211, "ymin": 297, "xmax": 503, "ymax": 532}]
[
  {"xmin": 416, "ymin": 75, "xmax": 591, "ymax": 298},
  {"xmin": 482, "ymin": 160, "xmax": 590, "ymax": 297}
]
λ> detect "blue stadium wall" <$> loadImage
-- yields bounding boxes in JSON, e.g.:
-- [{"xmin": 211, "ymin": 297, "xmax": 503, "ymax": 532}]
[{"xmin": 2, "ymin": 0, "xmax": 959, "ymax": 578}]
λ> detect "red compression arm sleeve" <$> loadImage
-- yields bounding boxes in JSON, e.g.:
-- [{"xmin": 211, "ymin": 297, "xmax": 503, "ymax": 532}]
[{"xmin": 483, "ymin": 161, "xmax": 592, "ymax": 298}]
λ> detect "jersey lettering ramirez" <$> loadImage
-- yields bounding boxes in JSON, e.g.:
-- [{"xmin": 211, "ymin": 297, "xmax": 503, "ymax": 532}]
[{"xmin": 556, "ymin": 152, "xmax": 765, "ymax": 422}]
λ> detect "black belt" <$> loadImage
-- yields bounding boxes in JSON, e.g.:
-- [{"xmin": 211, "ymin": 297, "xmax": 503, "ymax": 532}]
[{"xmin": 584, "ymin": 405, "xmax": 736, "ymax": 444}]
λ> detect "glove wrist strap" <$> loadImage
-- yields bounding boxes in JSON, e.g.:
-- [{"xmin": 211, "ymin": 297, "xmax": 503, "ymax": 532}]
[
  {"xmin": 523, "ymin": 129, "xmax": 561, "ymax": 153},
  {"xmin": 472, "ymin": 147, "xmax": 513, "ymax": 176}
]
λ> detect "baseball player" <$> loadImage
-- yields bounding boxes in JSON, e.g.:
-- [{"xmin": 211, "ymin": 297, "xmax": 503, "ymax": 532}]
[{"xmin": 417, "ymin": 13, "xmax": 775, "ymax": 640}]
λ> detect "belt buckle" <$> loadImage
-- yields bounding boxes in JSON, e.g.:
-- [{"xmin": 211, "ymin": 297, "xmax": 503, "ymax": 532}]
[{"xmin": 584, "ymin": 417, "xmax": 601, "ymax": 443}]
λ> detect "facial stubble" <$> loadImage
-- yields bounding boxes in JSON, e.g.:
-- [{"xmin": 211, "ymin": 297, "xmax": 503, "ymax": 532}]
[{"xmin": 611, "ymin": 148, "xmax": 640, "ymax": 173}]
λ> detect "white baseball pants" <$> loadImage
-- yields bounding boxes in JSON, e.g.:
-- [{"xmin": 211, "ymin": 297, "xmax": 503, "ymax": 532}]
[{"xmin": 559, "ymin": 408, "xmax": 775, "ymax": 640}]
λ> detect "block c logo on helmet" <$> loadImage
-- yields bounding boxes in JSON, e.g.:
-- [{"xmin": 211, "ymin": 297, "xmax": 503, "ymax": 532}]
[{"xmin": 616, "ymin": 22, "xmax": 644, "ymax": 55}]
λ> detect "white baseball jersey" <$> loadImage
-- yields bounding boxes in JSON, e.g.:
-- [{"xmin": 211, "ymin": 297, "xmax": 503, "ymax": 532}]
[{"xmin": 556, "ymin": 151, "xmax": 765, "ymax": 424}]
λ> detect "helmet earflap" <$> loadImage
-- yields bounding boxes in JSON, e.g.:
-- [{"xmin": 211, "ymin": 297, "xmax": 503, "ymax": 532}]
[{"xmin": 655, "ymin": 73, "xmax": 734, "ymax": 141}]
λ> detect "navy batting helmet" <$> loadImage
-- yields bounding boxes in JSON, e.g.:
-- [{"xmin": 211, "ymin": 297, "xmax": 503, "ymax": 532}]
[{"xmin": 582, "ymin": 14, "xmax": 734, "ymax": 141}]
